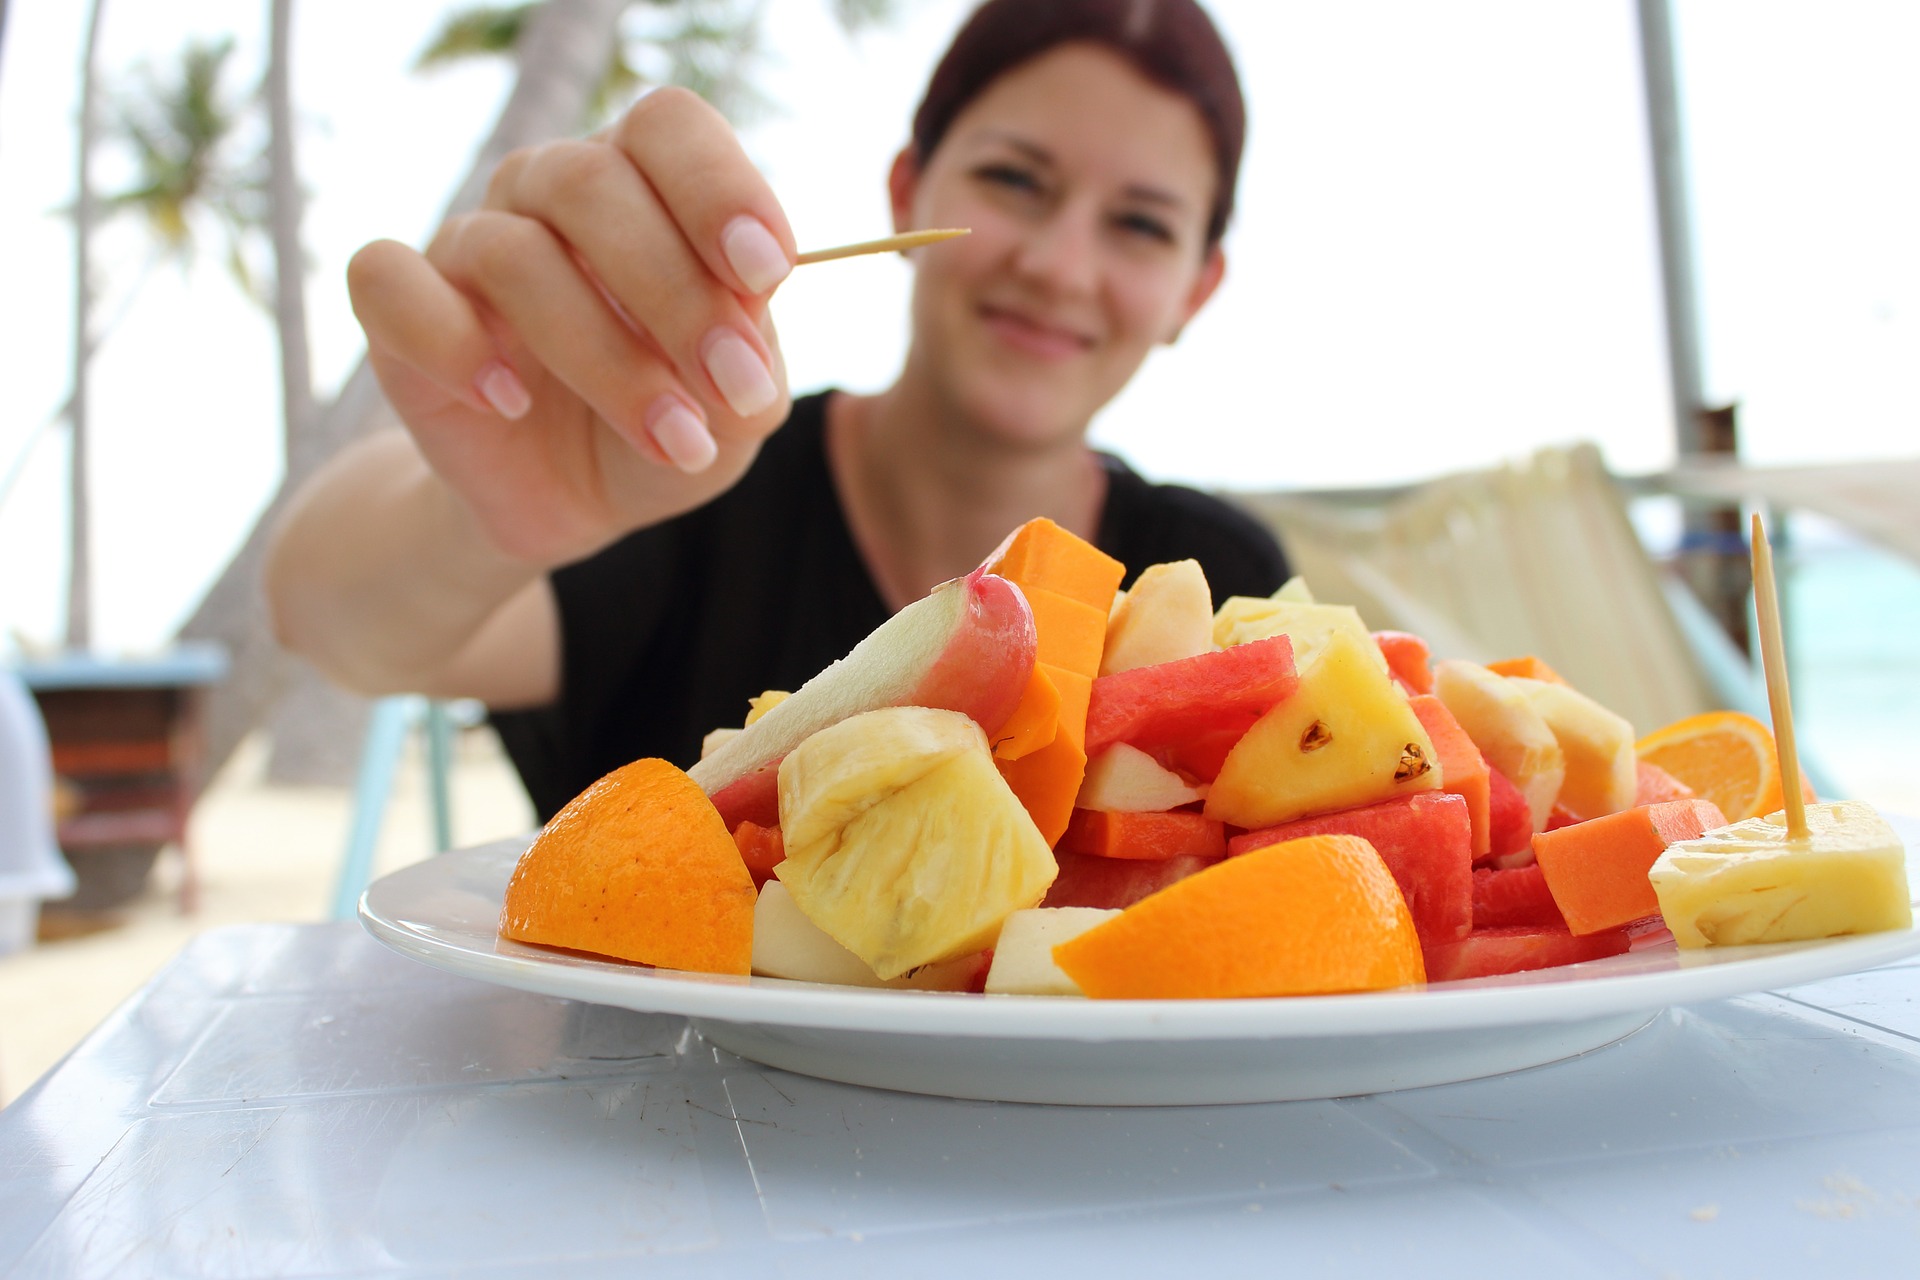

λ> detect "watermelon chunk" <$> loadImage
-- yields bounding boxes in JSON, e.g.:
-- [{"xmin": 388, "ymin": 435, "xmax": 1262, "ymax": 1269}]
[
  {"xmin": 1041, "ymin": 850, "xmax": 1221, "ymax": 910},
  {"xmin": 1229, "ymin": 791, "xmax": 1472, "ymax": 947},
  {"xmin": 1423, "ymin": 923, "xmax": 1631, "ymax": 982},
  {"xmin": 1373, "ymin": 631, "xmax": 1434, "ymax": 695},
  {"xmin": 1411, "ymin": 693, "xmax": 1491, "ymax": 858},
  {"xmin": 1083, "ymin": 634, "xmax": 1298, "ymax": 770},
  {"xmin": 1485, "ymin": 766, "xmax": 1536, "ymax": 864},
  {"xmin": 1472, "ymin": 863, "xmax": 1566, "ymax": 930}
]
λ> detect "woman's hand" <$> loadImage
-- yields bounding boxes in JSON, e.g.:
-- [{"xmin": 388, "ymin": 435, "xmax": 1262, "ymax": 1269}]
[{"xmin": 347, "ymin": 87, "xmax": 798, "ymax": 568}]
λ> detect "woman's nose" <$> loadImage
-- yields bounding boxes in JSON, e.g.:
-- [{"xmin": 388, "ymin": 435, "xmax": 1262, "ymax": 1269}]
[{"xmin": 1012, "ymin": 202, "xmax": 1102, "ymax": 297}]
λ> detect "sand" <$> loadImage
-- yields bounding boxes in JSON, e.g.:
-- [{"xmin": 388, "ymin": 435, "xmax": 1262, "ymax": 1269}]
[{"xmin": 0, "ymin": 727, "xmax": 536, "ymax": 1106}]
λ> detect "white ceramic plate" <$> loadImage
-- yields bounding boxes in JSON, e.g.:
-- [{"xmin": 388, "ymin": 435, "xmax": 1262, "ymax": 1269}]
[{"xmin": 361, "ymin": 815, "xmax": 1920, "ymax": 1106}]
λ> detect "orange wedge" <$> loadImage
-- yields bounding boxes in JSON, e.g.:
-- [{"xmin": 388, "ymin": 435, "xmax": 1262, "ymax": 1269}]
[
  {"xmin": 1049, "ymin": 834, "xmax": 1425, "ymax": 998},
  {"xmin": 1634, "ymin": 710, "xmax": 1812, "ymax": 824}
]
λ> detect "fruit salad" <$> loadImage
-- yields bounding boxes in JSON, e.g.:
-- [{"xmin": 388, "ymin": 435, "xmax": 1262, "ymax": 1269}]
[{"xmin": 499, "ymin": 518, "xmax": 1913, "ymax": 999}]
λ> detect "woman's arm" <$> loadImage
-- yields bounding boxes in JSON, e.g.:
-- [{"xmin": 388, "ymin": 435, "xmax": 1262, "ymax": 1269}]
[
  {"xmin": 264, "ymin": 429, "xmax": 559, "ymax": 705},
  {"xmin": 267, "ymin": 88, "xmax": 799, "ymax": 707}
]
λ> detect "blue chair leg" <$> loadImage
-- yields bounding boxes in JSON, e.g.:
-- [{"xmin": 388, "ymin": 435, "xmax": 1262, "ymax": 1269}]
[
  {"xmin": 333, "ymin": 696, "xmax": 418, "ymax": 920},
  {"xmin": 424, "ymin": 699, "xmax": 455, "ymax": 852}
]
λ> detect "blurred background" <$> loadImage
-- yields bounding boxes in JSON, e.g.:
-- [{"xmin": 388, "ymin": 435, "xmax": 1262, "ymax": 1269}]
[{"xmin": 0, "ymin": 0, "xmax": 1916, "ymax": 1098}]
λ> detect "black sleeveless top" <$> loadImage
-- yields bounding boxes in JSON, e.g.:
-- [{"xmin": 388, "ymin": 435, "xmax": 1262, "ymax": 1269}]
[{"xmin": 492, "ymin": 392, "xmax": 1288, "ymax": 821}]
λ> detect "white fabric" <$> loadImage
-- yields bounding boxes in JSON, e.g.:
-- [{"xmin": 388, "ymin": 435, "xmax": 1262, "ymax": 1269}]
[{"xmin": 0, "ymin": 668, "xmax": 75, "ymax": 902}]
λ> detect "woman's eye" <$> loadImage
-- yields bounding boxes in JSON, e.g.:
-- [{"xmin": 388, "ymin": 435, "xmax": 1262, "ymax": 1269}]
[
  {"xmin": 1114, "ymin": 211, "xmax": 1175, "ymax": 244},
  {"xmin": 975, "ymin": 163, "xmax": 1043, "ymax": 195}
]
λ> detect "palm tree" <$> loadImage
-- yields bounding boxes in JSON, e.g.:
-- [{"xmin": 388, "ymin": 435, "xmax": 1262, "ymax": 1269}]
[
  {"xmin": 266, "ymin": 0, "xmax": 314, "ymax": 466},
  {"xmin": 101, "ymin": 38, "xmax": 263, "ymax": 291},
  {"xmin": 66, "ymin": 0, "xmax": 108, "ymax": 651}
]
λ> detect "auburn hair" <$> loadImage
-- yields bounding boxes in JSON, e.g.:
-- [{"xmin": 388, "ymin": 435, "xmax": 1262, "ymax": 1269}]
[{"xmin": 910, "ymin": 0, "xmax": 1246, "ymax": 247}]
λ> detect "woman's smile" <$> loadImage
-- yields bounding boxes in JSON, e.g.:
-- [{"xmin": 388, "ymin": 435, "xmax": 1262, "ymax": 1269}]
[{"xmin": 977, "ymin": 301, "xmax": 1098, "ymax": 361}]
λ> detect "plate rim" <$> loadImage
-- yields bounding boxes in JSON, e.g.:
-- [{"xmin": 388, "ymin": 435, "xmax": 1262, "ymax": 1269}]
[{"xmin": 360, "ymin": 826, "xmax": 1920, "ymax": 1045}]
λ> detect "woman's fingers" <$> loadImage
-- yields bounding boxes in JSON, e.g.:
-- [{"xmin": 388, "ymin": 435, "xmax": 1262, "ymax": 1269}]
[
  {"xmin": 427, "ymin": 209, "xmax": 730, "ymax": 470},
  {"xmin": 613, "ymin": 87, "xmax": 797, "ymax": 298},
  {"xmin": 348, "ymin": 239, "xmax": 529, "ymax": 421},
  {"xmin": 486, "ymin": 136, "xmax": 783, "ymax": 424}
]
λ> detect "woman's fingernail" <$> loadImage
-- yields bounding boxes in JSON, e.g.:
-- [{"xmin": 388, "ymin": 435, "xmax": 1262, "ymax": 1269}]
[
  {"xmin": 646, "ymin": 398, "xmax": 717, "ymax": 473},
  {"xmin": 476, "ymin": 361, "xmax": 531, "ymax": 420},
  {"xmin": 721, "ymin": 216, "xmax": 790, "ymax": 295},
  {"xmin": 702, "ymin": 329, "xmax": 778, "ymax": 417}
]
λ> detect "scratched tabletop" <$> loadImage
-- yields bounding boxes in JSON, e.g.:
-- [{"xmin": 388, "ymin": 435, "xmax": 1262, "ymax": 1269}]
[{"xmin": 3, "ymin": 920, "xmax": 1919, "ymax": 1278}]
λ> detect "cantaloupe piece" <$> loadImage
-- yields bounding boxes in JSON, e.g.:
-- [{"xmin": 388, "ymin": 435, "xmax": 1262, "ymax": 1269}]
[
  {"xmin": 983, "ymin": 519, "xmax": 1124, "ymax": 844},
  {"xmin": 1052, "ymin": 833, "xmax": 1425, "ymax": 999},
  {"xmin": 991, "ymin": 663, "xmax": 1062, "ymax": 761},
  {"xmin": 501, "ymin": 758, "xmax": 755, "ymax": 973},
  {"xmin": 983, "ymin": 518, "xmax": 1127, "ymax": 611},
  {"xmin": 1056, "ymin": 808, "xmax": 1227, "ymax": 861},
  {"xmin": 1532, "ymin": 798, "xmax": 1727, "ymax": 935},
  {"xmin": 1486, "ymin": 656, "xmax": 1567, "ymax": 684},
  {"xmin": 997, "ymin": 732, "xmax": 1088, "ymax": 847},
  {"xmin": 1024, "ymin": 585, "xmax": 1110, "ymax": 674}
]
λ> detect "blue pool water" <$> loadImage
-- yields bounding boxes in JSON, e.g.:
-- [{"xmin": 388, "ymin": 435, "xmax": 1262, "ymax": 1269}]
[{"xmin": 1776, "ymin": 536, "xmax": 1920, "ymax": 814}]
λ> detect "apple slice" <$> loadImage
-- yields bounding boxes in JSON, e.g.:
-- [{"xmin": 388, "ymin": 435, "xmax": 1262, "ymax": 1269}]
[
  {"xmin": 1077, "ymin": 742, "xmax": 1208, "ymax": 812},
  {"xmin": 1507, "ymin": 676, "xmax": 1636, "ymax": 821},
  {"xmin": 1432, "ymin": 659, "xmax": 1566, "ymax": 831},
  {"xmin": 689, "ymin": 568, "xmax": 1037, "ymax": 829},
  {"xmin": 1100, "ymin": 559, "xmax": 1215, "ymax": 675}
]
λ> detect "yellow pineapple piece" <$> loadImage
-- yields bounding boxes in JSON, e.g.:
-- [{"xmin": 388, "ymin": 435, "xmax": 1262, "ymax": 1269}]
[
  {"xmin": 776, "ymin": 706, "xmax": 1057, "ymax": 979},
  {"xmin": 1211, "ymin": 591, "xmax": 1385, "ymax": 676},
  {"xmin": 745, "ymin": 690, "xmax": 790, "ymax": 726},
  {"xmin": 1649, "ymin": 801, "xmax": 1912, "ymax": 948},
  {"xmin": 1205, "ymin": 628, "xmax": 1441, "ymax": 830}
]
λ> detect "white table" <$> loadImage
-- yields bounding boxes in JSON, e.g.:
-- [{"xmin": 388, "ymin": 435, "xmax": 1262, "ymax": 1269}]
[{"xmin": 4, "ymin": 919, "xmax": 1919, "ymax": 1277}]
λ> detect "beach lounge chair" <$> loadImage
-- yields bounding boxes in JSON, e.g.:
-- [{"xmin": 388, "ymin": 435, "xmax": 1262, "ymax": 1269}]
[{"xmin": 1231, "ymin": 442, "xmax": 1748, "ymax": 738}]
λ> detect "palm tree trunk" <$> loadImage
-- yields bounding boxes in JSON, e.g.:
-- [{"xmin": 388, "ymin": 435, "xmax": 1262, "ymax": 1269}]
[
  {"xmin": 66, "ymin": 0, "xmax": 108, "ymax": 652},
  {"xmin": 267, "ymin": 0, "xmax": 314, "ymax": 464},
  {"xmin": 178, "ymin": 0, "xmax": 630, "ymax": 784}
]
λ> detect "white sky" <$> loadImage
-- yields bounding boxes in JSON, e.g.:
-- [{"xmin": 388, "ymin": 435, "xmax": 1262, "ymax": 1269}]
[{"xmin": 1, "ymin": 0, "xmax": 1915, "ymax": 654}]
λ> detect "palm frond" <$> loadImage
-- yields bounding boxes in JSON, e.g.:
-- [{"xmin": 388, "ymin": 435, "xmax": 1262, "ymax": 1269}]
[{"xmin": 414, "ymin": 4, "xmax": 534, "ymax": 70}]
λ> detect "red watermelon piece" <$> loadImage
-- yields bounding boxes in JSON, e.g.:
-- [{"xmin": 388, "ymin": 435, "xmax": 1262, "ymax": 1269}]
[
  {"xmin": 1472, "ymin": 863, "xmax": 1567, "ymax": 930},
  {"xmin": 1423, "ymin": 924, "xmax": 1631, "ymax": 982},
  {"xmin": 1485, "ymin": 767, "xmax": 1536, "ymax": 864},
  {"xmin": 1373, "ymin": 630, "xmax": 1434, "ymax": 695},
  {"xmin": 1041, "ymin": 850, "xmax": 1222, "ymax": 910},
  {"xmin": 1083, "ymin": 634, "xmax": 1298, "ymax": 773}
]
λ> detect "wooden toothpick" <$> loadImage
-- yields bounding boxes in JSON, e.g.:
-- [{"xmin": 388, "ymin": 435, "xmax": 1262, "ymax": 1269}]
[
  {"xmin": 1750, "ymin": 511, "xmax": 1810, "ymax": 839},
  {"xmin": 795, "ymin": 227, "xmax": 969, "ymax": 265}
]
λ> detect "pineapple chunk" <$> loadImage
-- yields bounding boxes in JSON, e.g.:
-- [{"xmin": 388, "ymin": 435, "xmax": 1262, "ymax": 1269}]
[
  {"xmin": 1205, "ymin": 628, "xmax": 1441, "ymax": 830},
  {"xmin": 776, "ymin": 706, "xmax": 1057, "ymax": 979},
  {"xmin": 1211, "ymin": 593, "xmax": 1385, "ymax": 675},
  {"xmin": 1649, "ymin": 801, "xmax": 1912, "ymax": 948}
]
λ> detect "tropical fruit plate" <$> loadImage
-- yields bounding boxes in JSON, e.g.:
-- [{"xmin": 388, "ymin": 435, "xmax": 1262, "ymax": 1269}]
[{"xmin": 359, "ymin": 814, "xmax": 1920, "ymax": 1106}]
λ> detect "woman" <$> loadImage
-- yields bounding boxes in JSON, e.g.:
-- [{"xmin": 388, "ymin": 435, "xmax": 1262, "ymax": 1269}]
[{"xmin": 267, "ymin": 0, "xmax": 1287, "ymax": 820}]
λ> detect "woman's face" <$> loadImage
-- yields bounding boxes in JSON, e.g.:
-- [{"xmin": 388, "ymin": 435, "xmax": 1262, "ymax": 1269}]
[{"xmin": 891, "ymin": 43, "xmax": 1226, "ymax": 450}]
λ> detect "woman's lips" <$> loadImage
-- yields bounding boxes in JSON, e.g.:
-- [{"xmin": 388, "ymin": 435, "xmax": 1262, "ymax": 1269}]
[{"xmin": 979, "ymin": 305, "xmax": 1094, "ymax": 360}]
